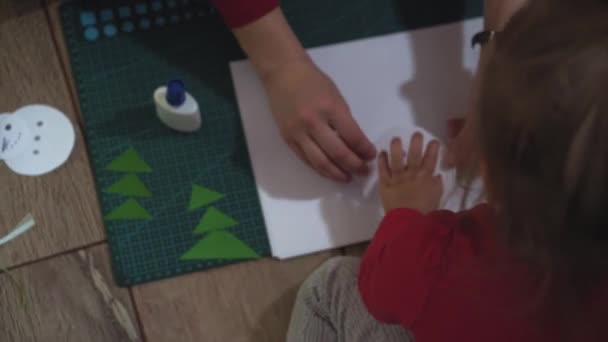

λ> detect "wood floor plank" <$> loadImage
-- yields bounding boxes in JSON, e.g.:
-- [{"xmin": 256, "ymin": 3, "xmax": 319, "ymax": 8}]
[
  {"xmin": 133, "ymin": 252, "xmax": 337, "ymax": 342},
  {"xmin": 45, "ymin": 0, "xmax": 82, "ymax": 118},
  {"xmin": 44, "ymin": 3, "xmax": 361, "ymax": 341},
  {"xmin": 0, "ymin": 0, "xmax": 105, "ymax": 267},
  {"xmin": 0, "ymin": 244, "xmax": 141, "ymax": 342}
]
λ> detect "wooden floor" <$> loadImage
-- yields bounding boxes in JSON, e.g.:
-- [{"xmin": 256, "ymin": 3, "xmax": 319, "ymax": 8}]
[{"xmin": 0, "ymin": 1, "xmax": 366, "ymax": 341}]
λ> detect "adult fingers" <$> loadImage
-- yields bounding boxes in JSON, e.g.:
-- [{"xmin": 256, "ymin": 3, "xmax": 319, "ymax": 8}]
[
  {"xmin": 407, "ymin": 132, "xmax": 424, "ymax": 168},
  {"xmin": 298, "ymin": 136, "xmax": 350, "ymax": 183},
  {"xmin": 287, "ymin": 140, "xmax": 312, "ymax": 168},
  {"xmin": 389, "ymin": 137, "xmax": 405, "ymax": 174},
  {"xmin": 329, "ymin": 105, "xmax": 377, "ymax": 160},
  {"xmin": 311, "ymin": 124, "xmax": 368, "ymax": 176}
]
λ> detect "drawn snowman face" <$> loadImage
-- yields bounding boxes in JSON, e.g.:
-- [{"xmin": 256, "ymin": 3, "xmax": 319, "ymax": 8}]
[
  {"xmin": 1, "ymin": 105, "xmax": 75, "ymax": 176},
  {"xmin": 0, "ymin": 113, "xmax": 31, "ymax": 160}
]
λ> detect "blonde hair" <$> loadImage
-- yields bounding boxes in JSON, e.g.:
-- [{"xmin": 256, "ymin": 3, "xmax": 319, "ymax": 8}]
[{"xmin": 478, "ymin": 0, "xmax": 608, "ymax": 338}]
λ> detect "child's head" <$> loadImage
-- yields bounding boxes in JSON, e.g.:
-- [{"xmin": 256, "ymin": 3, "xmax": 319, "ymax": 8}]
[{"xmin": 478, "ymin": 0, "xmax": 608, "ymax": 275}]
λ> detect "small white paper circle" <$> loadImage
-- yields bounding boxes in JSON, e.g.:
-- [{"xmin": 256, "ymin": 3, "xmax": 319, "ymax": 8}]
[{"xmin": 4, "ymin": 105, "xmax": 76, "ymax": 176}]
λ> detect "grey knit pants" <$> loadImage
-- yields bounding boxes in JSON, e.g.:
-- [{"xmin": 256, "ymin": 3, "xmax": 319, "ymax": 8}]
[{"xmin": 286, "ymin": 256, "xmax": 413, "ymax": 342}]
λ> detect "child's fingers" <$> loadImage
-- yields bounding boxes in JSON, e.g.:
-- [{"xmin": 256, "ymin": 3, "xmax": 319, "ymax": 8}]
[
  {"xmin": 422, "ymin": 140, "xmax": 440, "ymax": 173},
  {"xmin": 378, "ymin": 151, "xmax": 391, "ymax": 183},
  {"xmin": 406, "ymin": 132, "xmax": 424, "ymax": 168},
  {"xmin": 389, "ymin": 138, "xmax": 404, "ymax": 173}
]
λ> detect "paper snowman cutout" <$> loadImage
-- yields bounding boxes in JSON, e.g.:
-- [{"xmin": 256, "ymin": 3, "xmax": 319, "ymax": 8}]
[{"xmin": 0, "ymin": 105, "xmax": 75, "ymax": 176}]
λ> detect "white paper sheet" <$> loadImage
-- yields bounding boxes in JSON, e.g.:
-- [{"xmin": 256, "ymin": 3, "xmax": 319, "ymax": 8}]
[{"xmin": 230, "ymin": 18, "xmax": 485, "ymax": 259}]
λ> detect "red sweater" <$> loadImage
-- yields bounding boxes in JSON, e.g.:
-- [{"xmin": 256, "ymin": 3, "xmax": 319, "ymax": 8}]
[
  {"xmin": 211, "ymin": 0, "xmax": 280, "ymax": 28},
  {"xmin": 359, "ymin": 204, "xmax": 607, "ymax": 341}
]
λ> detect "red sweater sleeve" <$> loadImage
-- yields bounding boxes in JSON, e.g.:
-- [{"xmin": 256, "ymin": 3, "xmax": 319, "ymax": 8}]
[
  {"xmin": 358, "ymin": 208, "xmax": 460, "ymax": 326},
  {"xmin": 211, "ymin": 0, "xmax": 280, "ymax": 28}
]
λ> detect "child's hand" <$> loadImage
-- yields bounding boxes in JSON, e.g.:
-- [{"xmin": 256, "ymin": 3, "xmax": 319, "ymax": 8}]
[{"xmin": 378, "ymin": 132, "xmax": 443, "ymax": 213}]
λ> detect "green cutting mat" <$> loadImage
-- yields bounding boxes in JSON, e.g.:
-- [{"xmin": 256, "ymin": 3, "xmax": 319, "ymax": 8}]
[{"xmin": 61, "ymin": 0, "xmax": 481, "ymax": 286}]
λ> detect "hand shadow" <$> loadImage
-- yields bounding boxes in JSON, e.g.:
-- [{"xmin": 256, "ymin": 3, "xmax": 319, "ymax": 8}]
[
  {"xmin": 400, "ymin": 37, "xmax": 473, "ymax": 143},
  {"xmin": 394, "ymin": 0, "xmax": 474, "ymax": 143}
]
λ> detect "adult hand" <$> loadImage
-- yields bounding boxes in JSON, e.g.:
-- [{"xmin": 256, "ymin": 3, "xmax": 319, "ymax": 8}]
[
  {"xmin": 262, "ymin": 58, "xmax": 376, "ymax": 182},
  {"xmin": 233, "ymin": 8, "xmax": 376, "ymax": 182}
]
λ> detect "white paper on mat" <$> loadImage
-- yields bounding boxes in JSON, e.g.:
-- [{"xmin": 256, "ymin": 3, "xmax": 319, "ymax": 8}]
[{"xmin": 230, "ymin": 18, "xmax": 485, "ymax": 259}]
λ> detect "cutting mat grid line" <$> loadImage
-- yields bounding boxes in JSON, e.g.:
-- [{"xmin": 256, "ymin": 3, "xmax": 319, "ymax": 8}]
[{"xmin": 61, "ymin": 0, "xmax": 481, "ymax": 286}]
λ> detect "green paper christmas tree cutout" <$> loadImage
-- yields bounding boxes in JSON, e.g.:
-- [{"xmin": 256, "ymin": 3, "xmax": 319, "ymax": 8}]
[
  {"xmin": 193, "ymin": 207, "xmax": 238, "ymax": 234},
  {"xmin": 106, "ymin": 148, "xmax": 152, "ymax": 173},
  {"xmin": 180, "ymin": 231, "xmax": 260, "ymax": 260},
  {"xmin": 105, "ymin": 174, "xmax": 152, "ymax": 198},
  {"xmin": 104, "ymin": 148, "xmax": 153, "ymax": 220},
  {"xmin": 188, "ymin": 185, "xmax": 224, "ymax": 211},
  {"xmin": 105, "ymin": 199, "xmax": 152, "ymax": 221},
  {"xmin": 180, "ymin": 185, "xmax": 260, "ymax": 261}
]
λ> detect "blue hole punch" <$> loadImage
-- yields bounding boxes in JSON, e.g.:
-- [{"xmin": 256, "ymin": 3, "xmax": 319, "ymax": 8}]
[
  {"xmin": 80, "ymin": 11, "xmax": 96, "ymax": 26},
  {"xmin": 103, "ymin": 24, "xmax": 118, "ymax": 37},
  {"xmin": 100, "ymin": 9, "xmax": 114, "ymax": 22},
  {"xmin": 84, "ymin": 27, "xmax": 99, "ymax": 41},
  {"xmin": 166, "ymin": 80, "xmax": 186, "ymax": 106}
]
